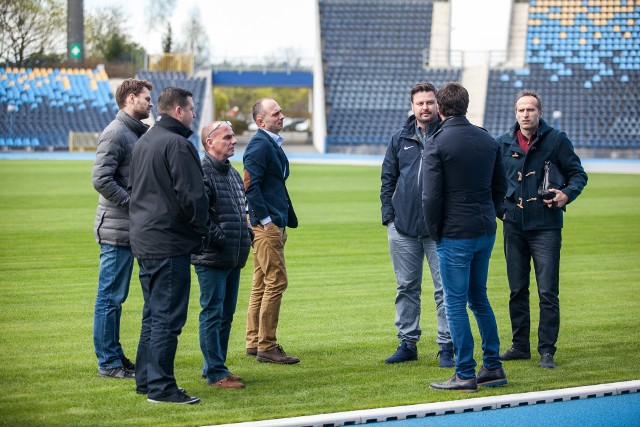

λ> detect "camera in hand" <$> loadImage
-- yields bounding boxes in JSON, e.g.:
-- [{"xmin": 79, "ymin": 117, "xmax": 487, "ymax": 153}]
[{"xmin": 538, "ymin": 161, "xmax": 566, "ymax": 201}]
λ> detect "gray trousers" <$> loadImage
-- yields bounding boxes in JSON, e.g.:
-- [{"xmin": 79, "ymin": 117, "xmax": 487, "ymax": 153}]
[{"xmin": 388, "ymin": 224, "xmax": 452, "ymax": 347}]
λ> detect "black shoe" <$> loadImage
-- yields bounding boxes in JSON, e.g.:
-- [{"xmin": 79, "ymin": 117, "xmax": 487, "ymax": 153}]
[
  {"xmin": 477, "ymin": 366, "xmax": 508, "ymax": 387},
  {"xmin": 136, "ymin": 387, "xmax": 185, "ymax": 395},
  {"xmin": 385, "ymin": 342, "xmax": 418, "ymax": 364},
  {"xmin": 121, "ymin": 356, "xmax": 135, "ymax": 371},
  {"xmin": 437, "ymin": 346, "xmax": 455, "ymax": 368},
  {"xmin": 430, "ymin": 374, "xmax": 477, "ymax": 392},
  {"xmin": 97, "ymin": 366, "xmax": 135, "ymax": 379},
  {"xmin": 500, "ymin": 346, "xmax": 531, "ymax": 361},
  {"xmin": 147, "ymin": 390, "xmax": 199, "ymax": 404},
  {"xmin": 540, "ymin": 353, "xmax": 556, "ymax": 369}
]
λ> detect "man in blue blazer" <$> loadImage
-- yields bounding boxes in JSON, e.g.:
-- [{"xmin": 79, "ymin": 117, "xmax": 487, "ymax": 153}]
[{"xmin": 243, "ymin": 98, "xmax": 299, "ymax": 364}]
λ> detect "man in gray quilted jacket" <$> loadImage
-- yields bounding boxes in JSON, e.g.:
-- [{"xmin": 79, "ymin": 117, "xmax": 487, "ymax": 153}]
[{"xmin": 91, "ymin": 78, "xmax": 153, "ymax": 379}]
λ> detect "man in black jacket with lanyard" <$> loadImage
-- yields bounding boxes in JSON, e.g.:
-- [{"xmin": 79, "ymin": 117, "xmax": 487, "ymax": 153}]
[
  {"xmin": 423, "ymin": 83, "xmax": 507, "ymax": 392},
  {"xmin": 497, "ymin": 90, "xmax": 587, "ymax": 369},
  {"xmin": 129, "ymin": 86, "xmax": 209, "ymax": 404}
]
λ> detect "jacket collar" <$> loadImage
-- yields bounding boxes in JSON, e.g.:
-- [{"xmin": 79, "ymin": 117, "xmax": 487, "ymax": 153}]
[
  {"xmin": 258, "ymin": 128, "xmax": 283, "ymax": 147},
  {"xmin": 507, "ymin": 118, "xmax": 553, "ymax": 142},
  {"xmin": 401, "ymin": 114, "xmax": 441, "ymax": 139},
  {"xmin": 116, "ymin": 109, "xmax": 149, "ymax": 137},
  {"xmin": 154, "ymin": 114, "xmax": 194, "ymax": 139},
  {"xmin": 440, "ymin": 115, "xmax": 470, "ymax": 128},
  {"xmin": 204, "ymin": 151, "xmax": 231, "ymax": 174}
]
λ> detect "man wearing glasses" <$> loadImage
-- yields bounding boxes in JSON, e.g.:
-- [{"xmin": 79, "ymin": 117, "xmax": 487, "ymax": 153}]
[
  {"xmin": 243, "ymin": 98, "xmax": 299, "ymax": 364},
  {"xmin": 192, "ymin": 121, "xmax": 253, "ymax": 388}
]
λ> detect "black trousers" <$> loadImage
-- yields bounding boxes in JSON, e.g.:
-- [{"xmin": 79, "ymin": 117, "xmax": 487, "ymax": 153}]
[
  {"xmin": 135, "ymin": 255, "xmax": 191, "ymax": 398},
  {"xmin": 503, "ymin": 222, "xmax": 562, "ymax": 355}
]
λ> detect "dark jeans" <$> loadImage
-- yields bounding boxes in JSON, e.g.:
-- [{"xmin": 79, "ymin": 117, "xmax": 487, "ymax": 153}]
[
  {"xmin": 135, "ymin": 255, "xmax": 191, "ymax": 399},
  {"xmin": 195, "ymin": 265, "xmax": 241, "ymax": 383},
  {"xmin": 503, "ymin": 222, "xmax": 562, "ymax": 355}
]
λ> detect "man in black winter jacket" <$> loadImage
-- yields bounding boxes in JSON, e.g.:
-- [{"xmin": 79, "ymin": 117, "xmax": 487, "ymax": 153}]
[
  {"xmin": 191, "ymin": 121, "xmax": 253, "ymax": 389},
  {"xmin": 129, "ymin": 86, "xmax": 209, "ymax": 405}
]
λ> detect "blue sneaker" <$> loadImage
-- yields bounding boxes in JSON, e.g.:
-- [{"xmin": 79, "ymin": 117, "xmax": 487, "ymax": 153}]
[
  {"xmin": 385, "ymin": 342, "xmax": 418, "ymax": 364},
  {"xmin": 437, "ymin": 346, "xmax": 455, "ymax": 368}
]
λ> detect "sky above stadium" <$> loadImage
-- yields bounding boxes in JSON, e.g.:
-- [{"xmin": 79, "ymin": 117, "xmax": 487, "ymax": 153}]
[{"xmin": 83, "ymin": 0, "xmax": 507, "ymax": 63}]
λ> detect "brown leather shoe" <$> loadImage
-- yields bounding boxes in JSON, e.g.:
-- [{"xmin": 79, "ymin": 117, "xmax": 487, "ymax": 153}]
[
  {"xmin": 246, "ymin": 348, "xmax": 257, "ymax": 356},
  {"xmin": 228, "ymin": 374, "xmax": 242, "ymax": 381},
  {"xmin": 210, "ymin": 376, "xmax": 245, "ymax": 389},
  {"xmin": 256, "ymin": 345, "xmax": 300, "ymax": 364}
]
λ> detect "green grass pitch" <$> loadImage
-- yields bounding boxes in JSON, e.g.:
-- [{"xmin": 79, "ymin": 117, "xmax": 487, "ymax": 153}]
[{"xmin": 0, "ymin": 160, "xmax": 638, "ymax": 426}]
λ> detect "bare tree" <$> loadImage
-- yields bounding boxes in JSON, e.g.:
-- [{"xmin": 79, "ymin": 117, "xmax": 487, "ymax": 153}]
[
  {"xmin": 84, "ymin": 6, "xmax": 144, "ymax": 66},
  {"xmin": 144, "ymin": 0, "xmax": 175, "ymax": 52},
  {"xmin": 175, "ymin": 6, "xmax": 210, "ymax": 70},
  {"xmin": 145, "ymin": 0, "xmax": 176, "ymax": 32},
  {"xmin": 0, "ymin": 0, "xmax": 66, "ymax": 67}
]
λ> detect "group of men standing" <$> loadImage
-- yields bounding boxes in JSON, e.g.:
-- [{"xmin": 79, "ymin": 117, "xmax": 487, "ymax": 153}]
[
  {"xmin": 90, "ymin": 76, "xmax": 587, "ymax": 405},
  {"xmin": 91, "ymin": 79, "xmax": 297, "ymax": 404},
  {"xmin": 381, "ymin": 82, "xmax": 587, "ymax": 392}
]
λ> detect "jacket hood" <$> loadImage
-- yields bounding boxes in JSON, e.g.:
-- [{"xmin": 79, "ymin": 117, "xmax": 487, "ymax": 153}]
[{"xmin": 507, "ymin": 118, "xmax": 553, "ymax": 141}]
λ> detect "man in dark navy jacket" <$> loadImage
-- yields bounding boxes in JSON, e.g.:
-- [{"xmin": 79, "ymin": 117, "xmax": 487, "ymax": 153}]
[
  {"xmin": 243, "ymin": 98, "xmax": 299, "ymax": 364},
  {"xmin": 380, "ymin": 82, "xmax": 453, "ymax": 367},
  {"xmin": 129, "ymin": 87, "xmax": 209, "ymax": 404},
  {"xmin": 422, "ymin": 83, "xmax": 507, "ymax": 393},
  {"xmin": 497, "ymin": 90, "xmax": 587, "ymax": 369}
]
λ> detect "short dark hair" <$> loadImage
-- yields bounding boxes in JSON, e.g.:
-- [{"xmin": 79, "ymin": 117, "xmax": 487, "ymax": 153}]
[
  {"xmin": 436, "ymin": 82, "xmax": 469, "ymax": 117},
  {"xmin": 157, "ymin": 86, "xmax": 193, "ymax": 115},
  {"xmin": 410, "ymin": 82, "xmax": 437, "ymax": 102},
  {"xmin": 515, "ymin": 89, "xmax": 543, "ymax": 111},
  {"xmin": 252, "ymin": 98, "xmax": 270, "ymax": 122},
  {"xmin": 115, "ymin": 79, "xmax": 153, "ymax": 109}
]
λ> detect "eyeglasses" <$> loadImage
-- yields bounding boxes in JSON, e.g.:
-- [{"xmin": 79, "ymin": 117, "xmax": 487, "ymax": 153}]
[{"xmin": 206, "ymin": 121, "xmax": 232, "ymax": 139}]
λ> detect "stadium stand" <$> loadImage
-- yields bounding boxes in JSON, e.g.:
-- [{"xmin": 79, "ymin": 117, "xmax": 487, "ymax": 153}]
[
  {"xmin": 319, "ymin": 0, "xmax": 461, "ymax": 153},
  {"xmin": 135, "ymin": 70, "xmax": 207, "ymax": 146},
  {"xmin": 484, "ymin": 0, "xmax": 640, "ymax": 153},
  {"xmin": 0, "ymin": 67, "xmax": 116, "ymax": 150}
]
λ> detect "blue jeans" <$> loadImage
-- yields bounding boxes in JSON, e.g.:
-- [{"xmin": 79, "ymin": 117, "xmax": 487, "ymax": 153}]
[
  {"xmin": 135, "ymin": 255, "xmax": 191, "ymax": 399},
  {"xmin": 436, "ymin": 235, "xmax": 502, "ymax": 379},
  {"xmin": 93, "ymin": 244, "xmax": 133, "ymax": 369},
  {"xmin": 195, "ymin": 265, "xmax": 241, "ymax": 383},
  {"xmin": 388, "ymin": 225, "xmax": 452, "ymax": 347},
  {"xmin": 503, "ymin": 222, "xmax": 562, "ymax": 355}
]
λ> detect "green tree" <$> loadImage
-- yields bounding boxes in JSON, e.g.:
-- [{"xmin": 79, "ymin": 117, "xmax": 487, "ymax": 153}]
[
  {"xmin": 0, "ymin": 0, "xmax": 65, "ymax": 67},
  {"xmin": 162, "ymin": 23, "xmax": 173, "ymax": 53}
]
